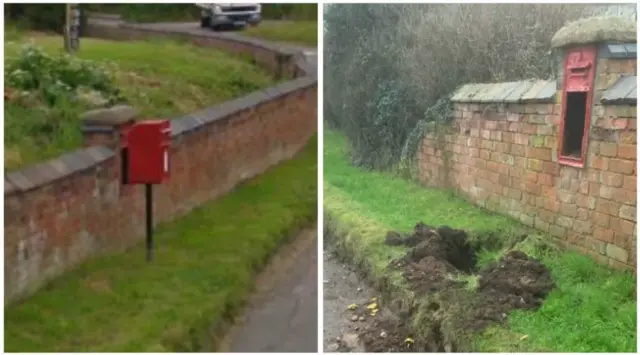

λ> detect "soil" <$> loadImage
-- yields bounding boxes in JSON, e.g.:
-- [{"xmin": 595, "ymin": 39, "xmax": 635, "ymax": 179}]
[{"xmin": 353, "ymin": 221, "xmax": 556, "ymax": 352}]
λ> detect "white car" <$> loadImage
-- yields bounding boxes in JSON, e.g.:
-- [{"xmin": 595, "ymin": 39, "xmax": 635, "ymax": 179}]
[{"xmin": 195, "ymin": 3, "xmax": 262, "ymax": 30}]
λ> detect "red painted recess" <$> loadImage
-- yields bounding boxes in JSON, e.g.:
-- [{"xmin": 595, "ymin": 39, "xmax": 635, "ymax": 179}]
[{"xmin": 557, "ymin": 46, "xmax": 597, "ymax": 168}]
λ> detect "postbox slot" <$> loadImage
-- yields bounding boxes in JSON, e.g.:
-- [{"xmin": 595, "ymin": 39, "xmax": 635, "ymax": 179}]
[{"xmin": 568, "ymin": 67, "xmax": 588, "ymax": 76}]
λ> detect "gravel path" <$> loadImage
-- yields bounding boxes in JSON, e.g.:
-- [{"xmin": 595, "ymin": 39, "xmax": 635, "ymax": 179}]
[{"xmin": 323, "ymin": 249, "xmax": 382, "ymax": 352}]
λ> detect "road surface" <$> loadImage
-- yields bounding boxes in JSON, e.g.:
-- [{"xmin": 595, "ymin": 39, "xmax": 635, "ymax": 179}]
[{"xmin": 222, "ymin": 227, "xmax": 318, "ymax": 352}]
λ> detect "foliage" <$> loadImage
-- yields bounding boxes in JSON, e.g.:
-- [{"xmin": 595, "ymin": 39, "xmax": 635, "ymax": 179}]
[
  {"xmin": 324, "ymin": 4, "xmax": 424, "ymax": 169},
  {"xmin": 6, "ymin": 43, "xmax": 123, "ymax": 106},
  {"xmin": 324, "ymin": 3, "xmax": 635, "ymax": 170},
  {"xmin": 4, "ymin": 33, "xmax": 274, "ymax": 171},
  {"xmin": 4, "ymin": 3, "xmax": 66, "ymax": 32}
]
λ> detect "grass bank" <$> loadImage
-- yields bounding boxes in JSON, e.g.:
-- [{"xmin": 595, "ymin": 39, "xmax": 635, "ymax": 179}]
[
  {"xmin": 244, "ymin": 21, "xmax": 318, "ymax": 46},
  {"xmin": 4, "ymin": 30, "xmax": 274, "ymax": 171},
  {"xmin": 324, "ymin": 130, "xmax": 636, "ymax": 352},
  {"xmin": 5, "ymin": 136, "xmax": 317, "ymax": 352}
]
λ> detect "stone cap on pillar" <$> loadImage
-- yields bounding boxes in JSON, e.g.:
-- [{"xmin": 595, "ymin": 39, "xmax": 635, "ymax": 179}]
[
  {"xmin": 551, "ymin": 16, "xmax": 637, "ymax": 49},
  {"xmin": 81, "ymin": 105, "xmax": 138, "ymax": 148}
]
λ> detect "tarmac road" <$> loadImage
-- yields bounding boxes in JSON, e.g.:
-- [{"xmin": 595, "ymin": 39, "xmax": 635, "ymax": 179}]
[{"xmin": 222, "ymin": 227, "xmax": 318, "ymax": 352}]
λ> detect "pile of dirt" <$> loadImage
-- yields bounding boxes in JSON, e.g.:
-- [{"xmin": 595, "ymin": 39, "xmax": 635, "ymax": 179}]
[{"xmin": 371, "ymin": 222, "xmax": 556, "ymax": 352}]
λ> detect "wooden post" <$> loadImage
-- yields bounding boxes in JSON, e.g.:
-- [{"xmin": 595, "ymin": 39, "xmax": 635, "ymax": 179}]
[{"xmin": 64, "ymin": 3, "xmax": 80, "ymax": 54}]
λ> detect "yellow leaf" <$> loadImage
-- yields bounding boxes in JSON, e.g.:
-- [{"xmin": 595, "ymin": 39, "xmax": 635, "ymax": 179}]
[
  {"xmin": 520, "ymin": 335, "xmax": 529, "ymax": 341},
  {"xmin": 371, "ymin": 297, "xmax": 377, "ymax": 301},
  {"xmin": 347, "ymin": 303, "xmax": 358, "ymax": 310},
  {"xmin": 366, "ymin": 303, "xmax": 378, "ymax": 310},
  {"xmin": 405, "ymin": 337, "xmax": 414, "ymax": 344}
]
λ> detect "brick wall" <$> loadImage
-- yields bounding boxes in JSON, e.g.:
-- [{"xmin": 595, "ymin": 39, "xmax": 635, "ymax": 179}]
[
  {"xmin": 419, "ymin": 55, "xmax": 636, "ymax": 270},
  {"xmin": 4, "ymin": 20, "xmax": 317, "ymax": 303}
]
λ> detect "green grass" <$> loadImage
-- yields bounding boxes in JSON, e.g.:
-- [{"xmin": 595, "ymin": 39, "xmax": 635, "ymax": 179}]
[
  {"xmin": 4, "ymin": 31, "xmax": 274, "ymax": 171},
  {"xmin": 4, "ymin": 136, "xmax": 317, "ymax": 352},
  {"xmin": 324, "ymin": 129, "xmax": 636, "ymax": 352},
  {"xmin": 85, "ymin": 4, "xmax": 317, "ymax": 22},
  {"xmin": 244, "ymin": 21, "xmax": 317, "ymax": 46}
]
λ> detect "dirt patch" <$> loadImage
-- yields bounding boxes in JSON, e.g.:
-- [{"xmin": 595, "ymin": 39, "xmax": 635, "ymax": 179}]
[{"xmin": 360, "ymin": 222, "xmax": 556, "ymax": 352}]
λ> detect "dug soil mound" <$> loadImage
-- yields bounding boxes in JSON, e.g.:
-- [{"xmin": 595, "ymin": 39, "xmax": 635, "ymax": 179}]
[{"xmin": 374, "ymin": 222, "xmax": 556, "ymax": 352}]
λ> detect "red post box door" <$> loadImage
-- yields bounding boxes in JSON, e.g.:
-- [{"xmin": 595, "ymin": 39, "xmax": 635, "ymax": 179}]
[
  {"xmin": 564, "ymin": 47, "xmax": 596, "ymax": 92},
  {"xmin": 127, "ymin": 120, "xmax": 170, "ymax": 184}
]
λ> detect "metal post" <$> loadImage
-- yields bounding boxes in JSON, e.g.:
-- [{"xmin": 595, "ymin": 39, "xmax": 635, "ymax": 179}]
[{"xmin": 145, "ymin": 183, "xmax": 154, "ymax": 262}]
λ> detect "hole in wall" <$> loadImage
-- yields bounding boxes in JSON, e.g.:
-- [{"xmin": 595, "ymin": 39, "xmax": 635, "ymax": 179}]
[{"xmin": 561, "ymin": 92, "xmax": 587, "ymax": 158}]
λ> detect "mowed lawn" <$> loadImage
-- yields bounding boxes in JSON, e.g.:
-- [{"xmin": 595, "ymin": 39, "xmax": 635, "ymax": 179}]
[
  {"xmin": 4, "ymin": 31, "xmax": 274, "ymax": 170},
  {"xmin": 5, "ymin": 136, "xmax": 317, "ymax": 352},
  {"xmin": 243, "ymin": 21, "xmax": 317, "ymax": 46},
  {"xmin": 324, "ymin": 130, "xmax": 636, "ymax": 352}
]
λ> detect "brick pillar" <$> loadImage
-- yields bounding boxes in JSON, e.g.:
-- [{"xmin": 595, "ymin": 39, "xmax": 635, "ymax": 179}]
[{"xmin": 80, "ymin": 105, "xmax": 137, "ymax": 149}]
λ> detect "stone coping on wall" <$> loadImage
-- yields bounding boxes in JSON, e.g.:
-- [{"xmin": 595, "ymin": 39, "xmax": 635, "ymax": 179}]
[
  {"xmin": 602, "ymin": 75, "xmax": 637, "ymax": 104},
  {"xmin": 452, "ymin": 76, "xmax": 637, "ymax": 105},
  {"xmin": 5, "ymin": 13, "xmax": 316, "ymax": 198},
  {"xmin": 5, "ymin": 147, "xmax": 114, "ymax": 195},
  {"xmin": 450, "ymin": 80, "xmax": 557, "ymax": 104},
  {"xmin": 171, "ymin": 76, "xmax": 316, "ymax": 137}
]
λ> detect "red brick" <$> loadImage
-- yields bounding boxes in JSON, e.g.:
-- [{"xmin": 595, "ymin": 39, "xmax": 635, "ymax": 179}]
[
  {"xmin": 598, "ymin": 142, "xmax": 618, "ymax": 157},
  {"xmin": 596, "ymin": 198, "xmax": 621, "ymax": 215},
  {"xmin": 576, "ymin": 195, "xmax": 596, "ymax": 210},
  {"xmin": 524, "ymin": 171, "xmax": 538, "ymax": 183},
  {"xmin": 542, "ymin": 161, "xmax": 559, "ymax": 176},
  {"xmin": 593, "ymin": 228, "xmax": 615, "ymax": 243},
  {"xmin": 612, "ymin": 188, "xmax": 636, "ymax": 206},
  {"xmin": 600, "ymin": 171, "xmax": 624, "ymax": 187},
  {"xmin": 537, "ymin": 173, "xmax": 554, "ymax": 187},
  {"xmin": 527, "ymin": 147, "xmax": 552, "ymax": 161},
  {"xmin": 511, "ymin": 144, "xmax": 525, "ymax": 157},
  {"xmin": 560, "ymin": 203, "xmax": 578, "ymax": 218},
  {"xmin": 617, "ymin": 144, "xmax": 636, "ymax": 160},
  {"xmin": 619, "ymin": 131, "xmax": 636, "ymax": 144},
  {"xmin": 589, "ymin": 156, "xmax": 608, "ymax": 170},
  {"xmin": 522, "ymin": 123, "xmax": 538, "ymax": 134},
  {"xmin": 592, "ymin": 211, "xmax": 610, "ymax": 228},
  {"xmin": 611, "ymin": 217, "xmax": 635, "ymax": 235},
  {"xmin": 524, "ymin": 181, "xmax": 542, "ymax": 195},
  {"xmin": 608, "ymin": 158, "xmax": 635, "ymax": 175},
  {"xmin": 622, "ymin": 176, "xmax": 636, "ymax": 191}
]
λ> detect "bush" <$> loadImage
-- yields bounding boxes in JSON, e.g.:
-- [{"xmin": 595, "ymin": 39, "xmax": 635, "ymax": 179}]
[{"xmin": 5, "ymin": 43, "xmax": 124, "ymax": 106}]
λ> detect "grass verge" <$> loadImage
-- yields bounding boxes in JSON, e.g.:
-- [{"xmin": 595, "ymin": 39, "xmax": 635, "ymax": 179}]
[
  {"xmin": 324, "ymin": 129, "xmax": 636, "ymax": 352},
  {"xmin": 4, "ymin": 30, "xmax": 274, "ymax": 171},
  {"xmin": 243, "ymin": 21, "xmax": 317, "ymax": 46},
  {"xmin": 4, "ymin": 136, "xmax": 317, "ymax": 352}
]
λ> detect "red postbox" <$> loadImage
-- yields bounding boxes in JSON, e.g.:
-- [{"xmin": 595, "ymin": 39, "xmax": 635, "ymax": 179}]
[
  {"xmin": 558, "ymin": 46, "xmax": 596, "ymax": 167},
  {"xmin": 123, "ymin": 120, "xmax": 171, "ymax": 184}
]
